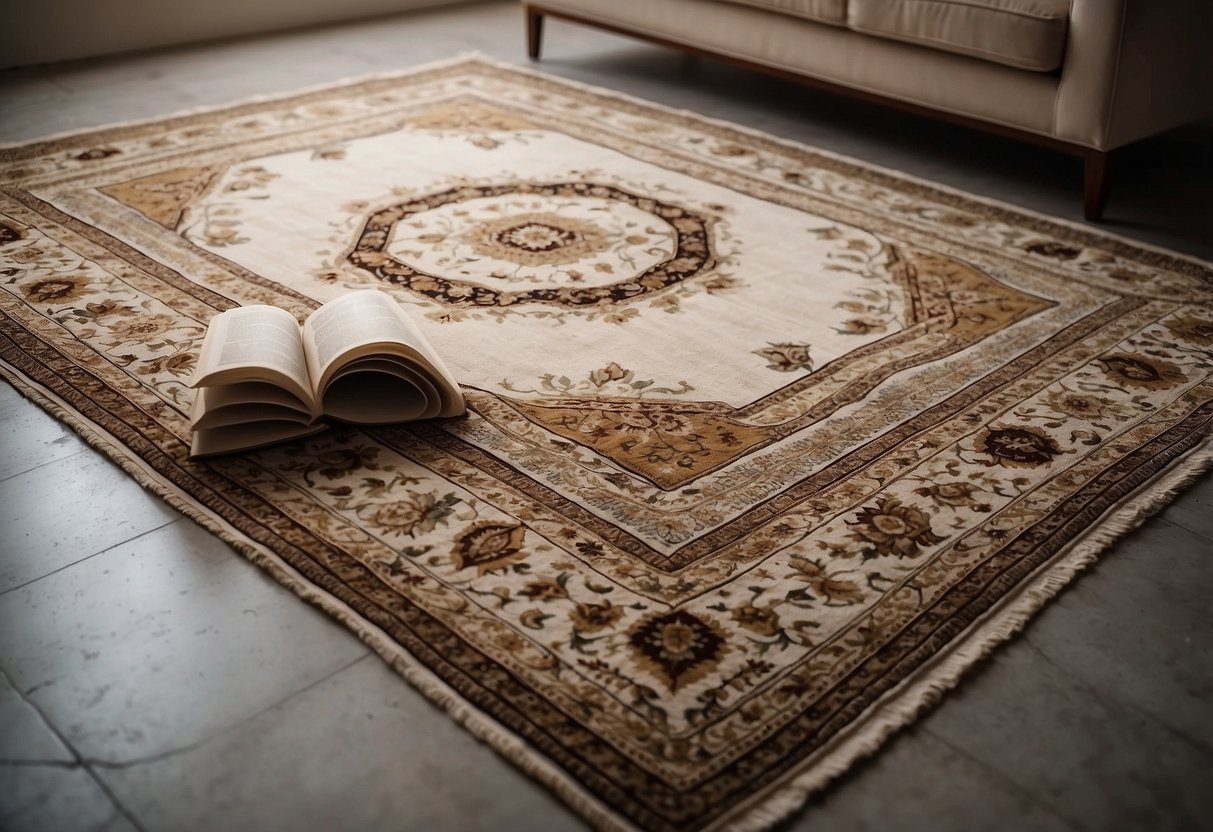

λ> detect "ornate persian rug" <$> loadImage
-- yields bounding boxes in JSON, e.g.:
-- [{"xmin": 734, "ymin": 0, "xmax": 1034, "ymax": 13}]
[{"xmin": 2, "ymin": 56, "xmax": 1211, "ymax": 831}]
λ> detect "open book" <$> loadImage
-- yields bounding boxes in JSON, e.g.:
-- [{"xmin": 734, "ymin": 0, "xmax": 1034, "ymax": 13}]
[{"xmin": 189, "ymin": 290, "xmax": 464, "ymax": 457}]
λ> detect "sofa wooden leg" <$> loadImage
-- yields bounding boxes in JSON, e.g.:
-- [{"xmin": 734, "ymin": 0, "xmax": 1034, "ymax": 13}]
[
  {"xmin": 1083, "ymin": 149, "xmax": 1110, "ymax": 222},
  {"xmin": 527, "ymin": 6, "xmax": 544, "ymax": 60}
]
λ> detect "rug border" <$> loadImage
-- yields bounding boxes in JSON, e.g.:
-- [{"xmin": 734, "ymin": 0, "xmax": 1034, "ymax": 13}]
[
  {"xmin": 710, "ymin": 439, "xmax": 1213, "ymax": 832},
  {"xmin": 3, "ymin": 53, "xmax": 1212, "ymax": 832}
]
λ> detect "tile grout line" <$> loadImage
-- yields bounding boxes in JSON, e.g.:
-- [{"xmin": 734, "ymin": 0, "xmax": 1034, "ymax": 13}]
[
  {"xmin": 920, "ymin": 726, "xmax": 1093, "ymax": 832},
  {"xmin": 0, "ymin": 517, "xmax": 183, "ymax": 598},
  {"xmin": 84, "ymin": 766, "xmax": 148, "ymax": 832},
  {"xmin": 1157, "ymin": 508, "xmax": 1213, "ymax": 546},
  {"xmin": 0, "ymin": 400, "xmax": 89, "ymax": 480},
  {"xmin": 1, "ymin": 652, "xmax": 373, "ymax": 826},
  {"xmin": 0, "ymin": 449, "xmax": 87, "ymax": 486},
  {"xmin": 44, "ymin": 71, "xmax": 76, "ymax": 96},
  {"xmin": 1019, "ymin": 633, "xmax": 1213, "ymax": 758},
  {"xmin": 0, "ymin": 758, "xmax": 81, "ymax": 767},
  {"xmin": 0, "ymin": 669, "xmax": 149, "ymax": 832},
  {"xmin": 84, "ymin": 653, "xmax": 374, "ymax": 771}
]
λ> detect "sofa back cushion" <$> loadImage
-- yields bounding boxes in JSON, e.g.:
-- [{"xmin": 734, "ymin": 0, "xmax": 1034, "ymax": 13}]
[
  {"xmin": 714, "ymin": 0, "xmax": 848, "ymax": 26},
  {"xmin": 847, "ymin": 0, "xmax": 1070, "ymax": 71}
]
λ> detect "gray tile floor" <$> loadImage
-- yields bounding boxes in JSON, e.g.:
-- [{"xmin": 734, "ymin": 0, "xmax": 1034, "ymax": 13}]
[{"xmin": 1, "ymin": 3, "xmax": 1211, "ymax": 830}]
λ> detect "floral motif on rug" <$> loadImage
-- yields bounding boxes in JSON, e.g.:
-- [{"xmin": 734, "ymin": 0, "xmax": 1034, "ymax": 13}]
[{"xmin": 1, "ymin": 57, "xmax": 1211, "ymax": 832}]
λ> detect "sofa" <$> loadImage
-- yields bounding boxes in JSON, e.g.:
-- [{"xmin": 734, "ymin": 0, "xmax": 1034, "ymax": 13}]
[{"xmin": 524, "ymin": 0, "xmax": 1213, "ymax": 221}]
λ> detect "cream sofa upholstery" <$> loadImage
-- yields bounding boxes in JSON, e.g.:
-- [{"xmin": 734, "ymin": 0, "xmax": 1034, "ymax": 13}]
[{"xmin": 525, "ymin": 0, "xmax": 1213, "ymax": 220}]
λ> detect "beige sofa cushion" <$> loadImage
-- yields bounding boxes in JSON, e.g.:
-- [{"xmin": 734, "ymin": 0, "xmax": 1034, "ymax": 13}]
[
  {"xmin": 847, "ymin": 0, "xmax": 1070, "ymax": 71},
  {"xmin": 715, "ymin": 0, "xmax": 847, "ymax": 26}
]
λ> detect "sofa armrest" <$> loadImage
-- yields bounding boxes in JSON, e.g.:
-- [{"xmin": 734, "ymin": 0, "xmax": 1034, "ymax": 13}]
[{"xmin": 1056, "ymin": 0, "xmax": 1213, "ymax": 150}]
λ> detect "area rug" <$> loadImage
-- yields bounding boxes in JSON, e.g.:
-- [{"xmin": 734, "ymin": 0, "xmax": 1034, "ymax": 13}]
[{"xmin": 2, "ymin": 55, "xmax": 1211, "ymax": 831}]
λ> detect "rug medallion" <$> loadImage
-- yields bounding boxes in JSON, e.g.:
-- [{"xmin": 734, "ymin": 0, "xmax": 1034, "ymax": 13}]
[{"xmin": 1, "ymin": 57, "xmax": 1211, "ymax": 832}]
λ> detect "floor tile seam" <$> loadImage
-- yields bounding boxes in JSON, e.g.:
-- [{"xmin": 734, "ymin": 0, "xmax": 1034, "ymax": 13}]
[
  {"xmin": 0, "ymin": 516, "xmax": 182, "ymax": 598},
  {"xmin": 0, "ymin": 666, "xmax": 76, "ymax": 767},
  {"xmin": 85, "ymin": 653, "xmax": 374, "ymax": 771},
  {"xmin": 45, "ymin": 72, "xmax": 74, "ymax": 96},
  {"xmin": 80, "ymin": 766, "xmax": 149, "ymax": 832},
  {"xmin": 1116, "ymin": 518, "xmax": 1213, "ymax": 593},
  {"xmin": 1157, "ymin": 512, "xmax": 1213, "ymax": 546},
  {"xmin": 1019, "ymin": 633, "xmax": 1213, "ymax": 759},
  {"xmin": 0, "ymin": 442, "xmax": 88, "ymax": 486},
  {"xmin": 2, "ymin": 667, "xmax": 147, "ymax": 832},
  {"xmin": 919, "ymin": 725, "xmax": 1092, "ymax": 832},
  {"xmin": 0, "ymin": 758, "xmax": 82, "ymax": 768},
  {"xmin": 0, "ymin": 65, "xmax": 71, "ymax": 96}
]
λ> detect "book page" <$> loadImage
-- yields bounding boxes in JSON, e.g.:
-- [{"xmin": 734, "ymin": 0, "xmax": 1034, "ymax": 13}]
[
  {"xmin": 322, "ymin": 358, "xmax": 439, "ymax": 423},
  {"xmin": 302, "ymin": 291, "xmax": 419, "ymax": 378},
  {"xmin": 190, "ymin": 421, "xmax": 326, "ymax": 457},
  {"xmin": 190, "ymin": 382, "xmax": 314, "ymax": 430},
  {"xmin": 192, "ymin": 306, "xmax": 311, "ymax": 402},
  {"xmin": 301, "ymin": 290, "xmax": 465, "ymax": 418}
]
